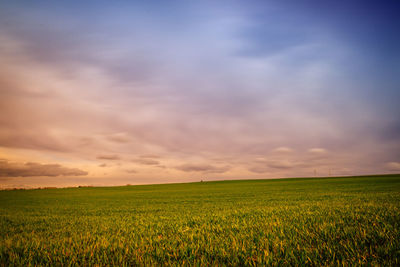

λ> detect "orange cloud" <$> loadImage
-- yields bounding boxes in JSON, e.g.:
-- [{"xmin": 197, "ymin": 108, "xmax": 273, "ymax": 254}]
[
  {"xmin": 125, "ymin": 169, "xmax": 138, "ymax": 174},
  {"xmin": 97, "ymin": 154, "xmax": 121, "ymax": 160},
  {"xmin": 140, "ymin": 154, "xmax": 161, "ymax": 159},
  {"xmin": 132, "ymin": 158, "xmax": 160, "ymax": 165},
  {"xmin": 106, "ymin": 133, "xmax": 131, "ymax": 143}
]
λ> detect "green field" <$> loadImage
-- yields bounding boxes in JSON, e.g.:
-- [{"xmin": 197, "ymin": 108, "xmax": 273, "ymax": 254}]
[{"xmin": 1, "ymin": 175, "xmax": 400, "ymax": 266}]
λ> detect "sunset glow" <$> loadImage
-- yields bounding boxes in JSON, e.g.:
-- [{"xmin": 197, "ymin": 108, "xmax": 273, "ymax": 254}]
[{"xmin": 1, "ymin": 1, "xmax": 399, "ymax": 188}]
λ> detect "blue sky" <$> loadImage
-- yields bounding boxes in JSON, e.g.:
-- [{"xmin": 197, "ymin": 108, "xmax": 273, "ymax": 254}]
[{"xmin": 0, "ymin": 0, "xmax": 399, "ymax": 187}]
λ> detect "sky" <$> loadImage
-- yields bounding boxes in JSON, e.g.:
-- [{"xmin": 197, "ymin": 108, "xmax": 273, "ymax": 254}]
[{"xmin": 0, "ymin": 0, "xmax": 399, "ymax": 188}]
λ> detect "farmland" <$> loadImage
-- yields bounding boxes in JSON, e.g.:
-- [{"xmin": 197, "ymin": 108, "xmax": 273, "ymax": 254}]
[{"xmin": 1, "ymin": 175, "xmax": 399, "ymax": 266}]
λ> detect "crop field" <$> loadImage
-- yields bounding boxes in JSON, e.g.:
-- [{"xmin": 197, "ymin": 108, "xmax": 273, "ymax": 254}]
[{"xmin": 1, "ymin": 175, "xmax": 400, "ymax": 266}]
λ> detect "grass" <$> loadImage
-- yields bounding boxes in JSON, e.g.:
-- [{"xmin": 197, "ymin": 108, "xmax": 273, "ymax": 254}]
[{"xmin": 1, "ymin": 175, "xmax": 400, "ymax": 266}]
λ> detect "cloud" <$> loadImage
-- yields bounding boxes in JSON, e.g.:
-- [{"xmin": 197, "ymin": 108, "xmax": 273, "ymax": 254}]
[
  {"xmin": 0, "ymin": 159, "xmax": 88, "ymax": 177},
  {"xmin": 97, "ymin": 154, "xmax": 121, "ymax": 160},
  {"xmin": 132, "ymin": 158, "xmax": 160, "ymax": 165},
  {"xmin": 249, "ymin": 158, "xmax": 304, "ymax": 173},
  {"xmin": 125, "ymin": 169, "xmax": 138, "ymax": 174},
  {"xmin": 98, "ymin": 163, "xmax": 107, "ymax": 167},
  {"xmin": 266, "ymin": 160, "xmax": 296, "ymax": 169},
  {"xmin": 156, "ymin": 165, "xmax": 167, "ymax": 169},
  {"xmin": 308, "ymin": 148, "xmax": 327, "ymax": 154},
  {"xmin": 386, "ymin": 162, "xmax": 400, "ymax": 171},
  {"xmin": 273, "ymin": 146, "xmax": 293, "ymax": 153},
  {"xmin": 0, "ymin": 130, "xmax": 71, "ymax": 152},
  {"xmin": 140, "ymin": 154, "xmax": 161, "ymax": 159},
  {"xmin": 248, "ymin": 166, "xmax": 270, "ymax": 174},
  {"xmin": 106, "ymin": 133, "xmax": 130, "ymax": 143},
  {"xmin": 175, "ymin": 163, "xmax": 230, "ymax": 173}
]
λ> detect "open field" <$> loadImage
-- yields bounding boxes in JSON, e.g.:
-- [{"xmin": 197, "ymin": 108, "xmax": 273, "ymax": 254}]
[{"xmin": 1, "ymin": 175, "xmax": 400, "ymax": 266}]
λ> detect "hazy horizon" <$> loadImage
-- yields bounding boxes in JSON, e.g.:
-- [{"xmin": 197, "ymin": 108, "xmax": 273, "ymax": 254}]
[{"xmin": 1, "ymin": 0, "xmax": 399, "ymax": 188}]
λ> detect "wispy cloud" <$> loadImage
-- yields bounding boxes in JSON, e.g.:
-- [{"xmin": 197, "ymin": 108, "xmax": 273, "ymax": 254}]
[
  {"xmin": 176, "ymin": 164, "xmax": 230, "ymax": 174},
  {"xmin": 386, "ymin": 162, "xmax": 400, "ymax": 171},
  {"xmin": 106, "ymin": 133, "xmax": 131, "ymax": 143},
  {"xmin": 273, "ymin": 147, "xmax": 293, "ymax": 153},
  {"xmin": 132, "ymin": 158, "xmax": 160, "ymax": 165},
  {"xmin": 97, "ymin": 155, "xmax": 121, "ymax": 160},
  {"xmin": 308, "ymin": 148, "xmax": 327, "ymax": 154},
  {"xmin": 125, "ymin": 169, "xmax": 138, "ymax": 174}
]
